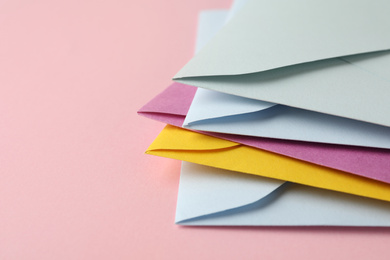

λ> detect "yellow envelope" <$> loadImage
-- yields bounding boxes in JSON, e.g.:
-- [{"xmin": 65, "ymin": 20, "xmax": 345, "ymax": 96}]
[{"xmin": 146, "ymin": 125, "xmax": 390, "ymax": 202}]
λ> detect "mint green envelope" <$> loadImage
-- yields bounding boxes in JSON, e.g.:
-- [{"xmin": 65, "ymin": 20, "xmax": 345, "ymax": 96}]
[{"xmin": 174, "ymin": 0, "xmax": 390, "ymax": 127}]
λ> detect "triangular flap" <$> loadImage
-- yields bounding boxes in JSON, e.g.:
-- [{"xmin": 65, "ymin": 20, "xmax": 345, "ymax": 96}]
[
  {"xmin": 174, "ymin": 0, "xmax": 390, "ymax": 79},
  {"xmin": 183, "ymin": 88, "xmax": 275, "ymax": 126},
  {"xmin": 146, "ymin": 125, "xmax": 239, "ymax": 152},
  {"xmin": 175, "ymin": 162, "xmax": 285, "ymax": 223},
  {"xmin": 138, "ymin": 82, "xmax": 196, "ymax": 116}
]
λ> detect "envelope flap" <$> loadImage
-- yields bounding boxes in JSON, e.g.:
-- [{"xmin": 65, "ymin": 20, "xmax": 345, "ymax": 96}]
[
  {"xmin": 175, "ymin": 55, "xmax": 390, "ymax": 127},
  {"xmin": 176, "ymin": 162, "xmax": 286, "ymax": 223},
  {"xmin": 142, "ymin": 75, "xmax": 390, "ymax": 184},
  {"xmin": 179, "ymin": 163, "xmax": 390, "ymax": 226},
  {"xmin": 183, "ymin": 88, "xmax": 275, "ymax": 126},
  {"xmin": 182, "ymin": 90, "xmax": 390, "ymax": 149},
  {"xmin": 146, "ymin": 125, "xmax": 239, "ymax": 151},
  {"xmin": 138, "ymin": 82, "xmax": 196, "ymax": 116},
  {"xmin": 147, "ymin": 125, "xmax": 390, "ymax": 202},
  {"xmin": 174, "ymin": 0, "xmax": 390, "ymax": 79}
]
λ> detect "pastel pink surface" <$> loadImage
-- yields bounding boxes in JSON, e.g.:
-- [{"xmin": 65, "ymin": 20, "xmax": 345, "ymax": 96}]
[
  {"xmin": 139, "ymin": 83, "xmax": 390, "ymax": 184},
  {"xmin": 0, "ymin": 1, "xmax": 389, "ymax": 260}
]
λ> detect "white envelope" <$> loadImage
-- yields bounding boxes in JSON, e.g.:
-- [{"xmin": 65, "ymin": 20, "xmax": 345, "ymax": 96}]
[
  {"xmin": 183, "ymin": 87, "xmax": 390, "ymax": 148},
  {"xmin": 177, "ymin": 162, "xmax": 390, "ymax": 226},
  {"xmin": 174, "ymin": 0, "xmax": 390, "ymax": 127}
]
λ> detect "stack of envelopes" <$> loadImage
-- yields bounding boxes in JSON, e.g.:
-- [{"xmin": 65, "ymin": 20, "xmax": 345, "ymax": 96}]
[{"xmin": 138, "ymin": 0, "xmax": 390, "ymax": 226}]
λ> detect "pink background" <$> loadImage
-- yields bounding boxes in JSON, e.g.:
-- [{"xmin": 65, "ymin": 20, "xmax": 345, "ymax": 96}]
[{"xmin": 0, "ymin": 0, "xmax": 389, "ymax": 259}]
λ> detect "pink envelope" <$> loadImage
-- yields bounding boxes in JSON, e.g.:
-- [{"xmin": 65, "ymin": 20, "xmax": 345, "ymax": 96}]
[{"xmin": 138, "ymin": 82, "xmax": 390, "ymax": 184}]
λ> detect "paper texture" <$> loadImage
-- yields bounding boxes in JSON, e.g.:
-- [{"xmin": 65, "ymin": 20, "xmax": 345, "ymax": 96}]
[
  {"xmin": 174, "ymin": 0, "xmax": 390, "ymax": 127},
  {"xmin": 177, "ymin": 162, "xmax": 390, "ymax": 226}
]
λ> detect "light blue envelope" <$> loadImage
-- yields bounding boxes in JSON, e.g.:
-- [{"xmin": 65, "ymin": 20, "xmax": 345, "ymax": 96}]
[
  {"xmin": 183, "ymin": 87, "xmax": 390, "ymax": 148},
  {"xmin": 176, "ymin": 162, "xmax": 390, "ymax": 226},
  {"xmin": 174, "ymin": 0, "xmax": 390, "ymax": 127}
]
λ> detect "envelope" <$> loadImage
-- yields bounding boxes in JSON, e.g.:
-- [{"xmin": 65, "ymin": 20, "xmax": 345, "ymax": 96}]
[
  {"xmin": 181, "ymin": 1, "xmax": 390, "ymax": 149},
  {"xmin": 138, "ymin": 8, "xmax": 390, "ymax": 184},
  {"xmin": 173, "ymin": 0, "xmax": 390, "ymax": 127},
  {"xmin": 183, "ymin": 87, "xmax": 390, "ymax": 149},
  {"xmin": 146, "ymin": 124, "xmax": 390, "ymax": 202},
  {"xmin": 139, "ymin": 83, "xmax": 390, "ymax": 184},
  {"xmin": 177, "ymin": 162, "xmax": 390, "ymax": 226}
]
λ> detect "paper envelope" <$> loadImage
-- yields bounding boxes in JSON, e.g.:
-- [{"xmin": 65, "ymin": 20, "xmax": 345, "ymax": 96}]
[
  {"xmin": 176, "ymin": 162, "xmax": 390, "ymax": 226},
  {"xmin": 183, "ymin": 87, "xmax": 390, "ymax": 149},
  {"xmin": 174, "ymin": 0, "xmax": 390, "ymax": 127},
  {"xmin": 139, "ymin": 7, "xmax": 390, "ymax": 184},
  {"xmin": 181, "ymin": 0, "xmax": 390, "ymax": 149},
  {"xmin": 139, "ymin": 83, "xmax": 390, "ymax": 184},
  {"xmin": 146, "ymin": 125, "xmax": 390, "ymax": 202}
]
